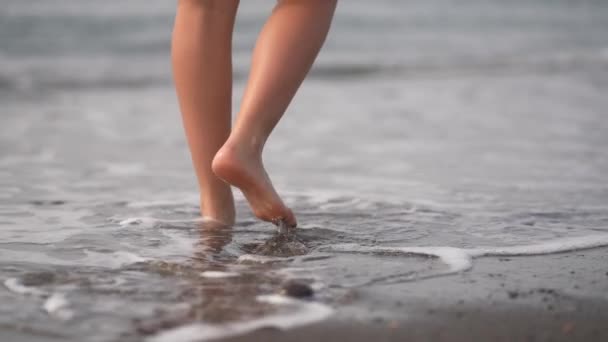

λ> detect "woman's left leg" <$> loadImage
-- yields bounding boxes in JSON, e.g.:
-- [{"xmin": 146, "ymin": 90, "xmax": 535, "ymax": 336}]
[{"xmin": 213, "ymin": 0, "xmax": 338, "ymax": 228}]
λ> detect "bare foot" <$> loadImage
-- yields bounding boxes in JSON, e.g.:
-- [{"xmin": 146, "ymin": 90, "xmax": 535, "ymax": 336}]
[
  {"xmin": 199, "ymin": 184, "xmax": 235, "ymax": 226},
  {"xmin": 212, "ymin": 142, "xmax": 297, "ymax": 228}
]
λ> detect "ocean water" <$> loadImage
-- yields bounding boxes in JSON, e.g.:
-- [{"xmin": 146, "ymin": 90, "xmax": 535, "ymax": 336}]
[{"xmin": 2, "ymin": 0, "xmax": 608, "ymax": 341}]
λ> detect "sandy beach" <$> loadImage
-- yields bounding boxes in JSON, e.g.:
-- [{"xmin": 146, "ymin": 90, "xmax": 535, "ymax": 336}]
[{"xmin": 223, "ymin": 248, "xmax": 608, "ymax": 342}]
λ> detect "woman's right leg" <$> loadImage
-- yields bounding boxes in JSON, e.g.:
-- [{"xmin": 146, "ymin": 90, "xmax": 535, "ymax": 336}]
[{"xmin": 172, "ymin": 0, "xmax": 240, "ymax": 225}]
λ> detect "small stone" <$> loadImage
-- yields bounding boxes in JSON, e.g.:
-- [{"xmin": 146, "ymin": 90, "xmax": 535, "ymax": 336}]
[
  {"xmin": 281, "ymin": 280, "xmax": 314, "ymax": 299},
  {"xmin": 507, "ymin": 291, "xmax": 519, "ymax": 299}
]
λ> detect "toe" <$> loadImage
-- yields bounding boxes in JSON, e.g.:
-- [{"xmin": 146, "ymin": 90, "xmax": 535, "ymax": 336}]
[
  {"xmin": 284, "ymin": 208, "xmax": 297, "ymax": 228},
  {"xmin": 261, "ymin": 206, "xmax": 296, "ymax": 229}
]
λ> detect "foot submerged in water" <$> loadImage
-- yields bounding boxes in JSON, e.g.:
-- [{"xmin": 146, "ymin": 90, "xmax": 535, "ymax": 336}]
[{"xmin": 212, "ymin": 142, "xmax": 297, "ymax": 228}]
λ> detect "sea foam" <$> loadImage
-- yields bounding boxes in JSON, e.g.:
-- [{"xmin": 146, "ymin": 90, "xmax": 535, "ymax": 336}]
[
  {"xmin": 43, "ymin": 292, "xmax": 74, "ymax": 320},
  {"xmin": 324, "ymin": 234, "xmax": 608, "ymax": 277},
  {"xmin": 146, "ymin": 295, "xmax": 333, "ymax": 342},
  {"xmin": 4, "ymin": 277, "xmax": 47, "ymax": 296}
]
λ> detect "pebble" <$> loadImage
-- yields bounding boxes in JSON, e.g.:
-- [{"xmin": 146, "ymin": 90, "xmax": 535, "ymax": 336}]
[{"xmin": 281, "ymin": 280, "xmax": 314, "ymax": 299}]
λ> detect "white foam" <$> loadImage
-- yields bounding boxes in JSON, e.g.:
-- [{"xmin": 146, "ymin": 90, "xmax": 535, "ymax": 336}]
[
  {"xmin": 4, "ymin": 278, "xmax": 47, "ymax": 296},
  {"xmin": 43, "ymin": 292, "xmax": 74, "ymax": 320},
  {"xmin": 118, "ymin": 216, "xmax": 214, "ymax": 229},
  {"xmin": 325, "ymin": 234, "xmax": 608, "ymax": 277},
  {"xmin": 200, "ymin": 271, "xmax": 239, "ymax": 279},
  {"xmin": 326, "ymin": 244, "xmax": 473, "ymax": 273},
  {"xmin": 119, "ymin": 217, "xmax": 162, "ymax": 228},
  {"xmin": 237, "ymin": 254, "xmax": 292, "ymax": 264},
  {"xmin": 83, "ymin": 250, "xmax": 148, "ymax": 268},
  {"xmin": 0, "ymin": 249, "xmax": 146, "ymax": 268},
  {"xmin": 469, "ymin": 234, "xmax": 608, "ymax": 257},
  {"xmin": 146, "ymin": 295, "xmax": 333, "ymax": 342}
]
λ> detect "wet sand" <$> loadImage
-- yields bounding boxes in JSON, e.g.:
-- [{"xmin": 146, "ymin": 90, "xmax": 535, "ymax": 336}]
[
  {"xmin": 222, "ymin": 248, "xmax": 608, "ymax": 342},
  {"xmin": 223, "ymin": 306, "xmax": 608, "ymax": 342}
]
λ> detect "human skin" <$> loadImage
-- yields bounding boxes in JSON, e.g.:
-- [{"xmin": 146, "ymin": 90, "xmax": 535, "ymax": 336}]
[{"xmin": 172, "ymin": 0, "xmax": 337, "ymax": 227}]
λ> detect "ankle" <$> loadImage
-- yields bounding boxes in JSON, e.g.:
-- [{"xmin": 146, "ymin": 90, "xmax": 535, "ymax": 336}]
[
  {"xmin": 200, "ymin": 183, "xmax": 233, "ymax": 202},
  {"xmin": 223, "ymin": 130, "xmax": 265, "ymax": 156},
  {"xmin": 199, "ymin": 188, "xmax": 235, "ymax": 225}
]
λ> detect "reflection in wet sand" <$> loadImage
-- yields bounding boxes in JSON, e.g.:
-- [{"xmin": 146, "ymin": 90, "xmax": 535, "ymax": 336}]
[{"xmin": 135, "ymin": 222, "xmax": 312, "ymax": 336}]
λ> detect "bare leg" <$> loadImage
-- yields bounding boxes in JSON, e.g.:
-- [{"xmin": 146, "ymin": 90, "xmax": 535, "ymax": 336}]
[
  {"xmin": 213, "ymin": 0, "xmax": 337, "ymax": 228},
  {"xmin": 172, "ymin": 0, "xmax": 240, "ymax": 225}
]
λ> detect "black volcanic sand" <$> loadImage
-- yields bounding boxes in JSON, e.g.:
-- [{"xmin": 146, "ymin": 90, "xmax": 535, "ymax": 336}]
[{"xmin": 220, "ymin": 248, "xmax": 608, "ymax": 342}]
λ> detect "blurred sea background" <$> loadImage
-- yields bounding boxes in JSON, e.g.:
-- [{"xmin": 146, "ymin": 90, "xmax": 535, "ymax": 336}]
[{"xmin": 1, "ymin": 0, "xmax": 608, "ymax": 341}]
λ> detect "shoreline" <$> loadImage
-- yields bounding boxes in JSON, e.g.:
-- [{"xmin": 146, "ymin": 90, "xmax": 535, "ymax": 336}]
[{"xmin": 219, "ymin": 247, "xmax": 608, "ymax": 342}]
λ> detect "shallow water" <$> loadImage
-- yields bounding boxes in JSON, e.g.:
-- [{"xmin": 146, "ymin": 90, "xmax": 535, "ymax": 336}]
[{"xmin": 2, "ymin": 0, "xmax": 608, "ymax": 341}]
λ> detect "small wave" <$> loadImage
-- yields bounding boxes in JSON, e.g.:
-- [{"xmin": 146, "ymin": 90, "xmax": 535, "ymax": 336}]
[
  {"xmin": 2, "ymin": 50, "xmax": 607, "ymax": 95},
  {"xmin": 237, "ymin": 254, "xmax": 294, "ymax": 264},
  {"xmin": 117, "ymin": 216, "xmax": 212, "ymax": 229},
  {"xmin": 0, "ymin": 248, "xmax": 146, "ymax": 268},
  {"xmin": 5, "ymin": 279, "xmax": 74, "ymax": 320},
  {"xmin": 0, "ymin": 72, "xmax": 169, "ymax": 93},
  {"xmin": 82, "ymin": 250, "xmax": 148, "ymax": 268},
  {"xmin": 119, "ymin": 217, "xmax": 165, "ymax": 229},
  {"xmin": 469, "ymin": 234, "xmax": 608, "ymax": 257},
  {"xmin": 146, "ymin": 295, "xmax": 333, "ymax": 342},
  {"xmin": 323, "ymin": 234, "xmax": 608, "ymax": 282},
  {"xmin": 4, "ymin": 277, "xmax": 47, "ymax": 296},
  {"xmin": 326, "ymin": 244, "xmax": 473, "ymax": 274}
]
